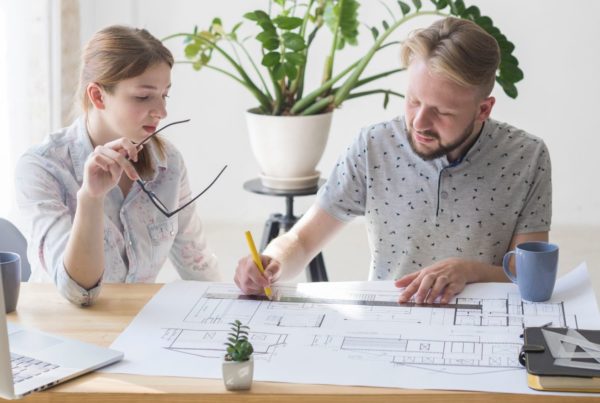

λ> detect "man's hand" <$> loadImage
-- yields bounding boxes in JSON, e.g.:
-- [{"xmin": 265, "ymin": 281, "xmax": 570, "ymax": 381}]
[
  {"xmin": 234, "ymin": 255, "xmax": 281, "ymax": 296},
  {"xmin": 395, "ymin": 257, "xmax": 472, "ymax": 304}
]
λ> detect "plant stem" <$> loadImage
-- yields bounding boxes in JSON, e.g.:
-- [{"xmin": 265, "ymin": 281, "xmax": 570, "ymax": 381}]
[
  {"xmin": 345, "ymin": 89, "xmax": 405, "ymax": 100},
  {"xmin": 334, "ymin": 68, "xmax": 405, "ymax": 92},
  {"xmin": 322, "ymin": 0, "xmax": 344, "ymax": 86},
  {"xmin": 267, "ymin": 52, "xmax": 283, "ymax": 115},
  {"xmin": 235, "ymin": 41, "xmax": 274, "ymax": 101},
  {"xmin": 333, "ymin": 10, "xmax": 444, "ymax": 107},
  {"xmin": 177, "ymin": 61, "xmax": 247, "ymax": 87},
  {"xmin": 301, "ymin": 95, "xmax": 334, "ymax": 115},
  {"xmin": 290, "ymin": 57, "xmax": 360, "ymax": 114},
  {"xmin": 289, "ymin": 0, "xmax": 316, "ymax": 100},
  {"xmin": 164, "ymin": 33, "xmax": 272, "ymax": 112}
]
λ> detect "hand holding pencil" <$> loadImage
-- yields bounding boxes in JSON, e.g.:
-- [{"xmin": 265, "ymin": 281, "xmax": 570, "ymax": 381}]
[{"xmin": 234, "ymin": 231, "xmax": 281, "ymax": 298}]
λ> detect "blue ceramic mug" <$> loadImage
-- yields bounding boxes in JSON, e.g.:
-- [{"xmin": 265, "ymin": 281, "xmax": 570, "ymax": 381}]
[
  {"xmin": 0, "ymin": 252, "xmax": 21, "ymax": 313},
  {"xmin": 502, "ymin": 242, "xmax": 559, "ymax": 302}
]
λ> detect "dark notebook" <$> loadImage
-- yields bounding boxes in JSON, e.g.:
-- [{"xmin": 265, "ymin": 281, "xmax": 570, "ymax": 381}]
[{"xmin": 521, "ymin": 327, "xmax": 600, "ymax": 392}]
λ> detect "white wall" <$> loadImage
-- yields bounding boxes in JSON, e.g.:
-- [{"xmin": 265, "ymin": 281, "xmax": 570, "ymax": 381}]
[{"xmin": 79, "ymin": 0, "xmax": 600, "ymax": 229}]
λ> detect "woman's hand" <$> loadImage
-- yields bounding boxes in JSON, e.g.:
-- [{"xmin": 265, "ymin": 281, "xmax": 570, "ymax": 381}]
[{"xmin": 81, "ymin": 138, "xmax": 141, "ymax": 199}]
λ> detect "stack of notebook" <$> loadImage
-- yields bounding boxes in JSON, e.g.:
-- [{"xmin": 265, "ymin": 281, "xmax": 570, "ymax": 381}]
[{"xmin": 521, "ymin": 327, "xmax": 600, "ymax": 392}]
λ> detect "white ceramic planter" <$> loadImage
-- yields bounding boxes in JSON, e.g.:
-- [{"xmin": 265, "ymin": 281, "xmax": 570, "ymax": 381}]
[
  {"xmin": 246, "ymin": 109, "xmax": 333, "ymax": 189},
  {"xmin": 222, "ymin": 355, "xmax": 254, "ymax": 391}
]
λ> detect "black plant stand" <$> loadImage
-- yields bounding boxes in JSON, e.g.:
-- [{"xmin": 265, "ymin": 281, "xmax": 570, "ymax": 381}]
[{"xmin": 243, "ymin": 178, "xmax": 328, "ymax": 282}]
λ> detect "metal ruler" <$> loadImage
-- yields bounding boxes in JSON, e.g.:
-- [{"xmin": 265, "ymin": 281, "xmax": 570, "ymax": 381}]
[{"xmin": 205, "ymin": 293, "xmax": 481, "ymax": 310}]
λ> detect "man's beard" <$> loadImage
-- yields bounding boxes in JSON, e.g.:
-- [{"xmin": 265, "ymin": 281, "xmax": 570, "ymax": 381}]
[{"xmin": 407, "ymin": 119, "xmax": 476, "ymax": 161}]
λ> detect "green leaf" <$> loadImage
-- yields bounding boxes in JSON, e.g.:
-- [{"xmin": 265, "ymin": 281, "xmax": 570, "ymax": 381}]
[
  {"xmin": 485, "ymin": 25, "xmax": 501, "ymax": 37},
  {"xmin": 259, "ymin": 21, "xmax": 277, "ymax": 33},
  {"xmin": 273, "ymin": 63, "xmax": 286, "ymax": 80},
  {"xmin": 474, "ymin": 16, "xmax": 493, "ymax": 31},
  {"xmin": 500, "ymin": 62, "xmax": 524, "ymax": 83},
  {"xmin": 184, "ymin": 43, "xmax": 200, "ymax": 59},
  {"xmin": 453, "ymin": 0, "xmax": 465, "ymax": 15},
  {"xmin": 383, "ymin": 92, "xmax": 390, "ymax": 108},
  {"xmin": 284, "ymin": 52, "xmax": 305, "ymax": 66},
  {"xmin": 257, "ymin": 30, "xmax": 280, "ymax": 50},
  {"xmin": 256, "ymin": 31, "xmax": 278, "ymax": 42},
  {"xmin": 462, "ymin": 5, "xmax": 480, "ymax": 18},
  {"xmin": 398, "ymin": 1, "xmax": 411, "ymax": 16},
  {"xmin": 338, "ymin": 0, "xmax": 360, "ymax": 46},
  {"xmin": 231, "ymin": 22, "xmax": 243, "ymax": 34},
  {"xmin": 324, "ymin": 0, "xmax": 360, "ymax": 49},
  {"xmin": 382, "ymin": 20, "xmax": 390, "ymax": 30},
  {"xmin": 501, "ymin": 53, "xmax": 519, "ymax": 67},
  {"xmin": 284, "ymin": 62, "xmax": 298, "ymax": 80},
  {"xmin": 282, "ymin": 32, "xmax": 306, "ymax": 51},
  {"xmin": 273, "ymin": 16, "xmax": 303, "ymax": 30},
  {"xmin": 498, "ymin": 39, "xmax": 515, "ymax": 54},
  {"xmin": 435, "ymin": 0, "xmax": 448, "ymax": 10},
  {"xmin": 411, "ymin": 0, "xmax": 422, "ymax": 11},
  {"xmin": 262, "ymin": 51, "xmax": 281, "ymax": 67},
  {"xmin": 243, "ymin": 11, "xmax": 258, "ymax": 21},
  {"xmin": 496, "ymin": 76, "xmax": 518, "ymax": 99},
  {"xmin": 370, "ymin": 26, "xmax": 379, "ymax": 40},
  {"xmin": 252, "ymin": 10, "xmax": 271, "ymax": 22}
]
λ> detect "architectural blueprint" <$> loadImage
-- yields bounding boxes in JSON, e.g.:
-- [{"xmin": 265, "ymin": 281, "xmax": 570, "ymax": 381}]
[{"xmin": 106, "ymin": 262, "xmax": 600, "ymax": 394}]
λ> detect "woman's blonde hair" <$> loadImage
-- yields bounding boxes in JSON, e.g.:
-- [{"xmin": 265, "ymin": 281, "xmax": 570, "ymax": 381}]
[
  {"xmin": 77, "ymin": 25, "xmax": 174, "ymax": 175},
  {"xmin": 400, "ymin": 17, "xmax": 500, "ymax": 97}
]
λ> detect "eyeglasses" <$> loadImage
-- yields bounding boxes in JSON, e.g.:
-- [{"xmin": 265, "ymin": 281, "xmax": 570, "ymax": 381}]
[{"xmin": 133, "ymin": 119, "xmax": 227, "ymax": 218}]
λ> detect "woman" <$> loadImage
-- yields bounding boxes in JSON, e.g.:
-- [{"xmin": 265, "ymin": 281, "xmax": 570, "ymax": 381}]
[{"xmin": 15, "ymin": 26, "xmax": 220, "ymax": 306}]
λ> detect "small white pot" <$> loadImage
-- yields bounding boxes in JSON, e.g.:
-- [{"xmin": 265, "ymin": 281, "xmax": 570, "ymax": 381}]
[
  {"xmin": 246, "ymin": 109, "xmax": 333, "ymax": 189},
  {"xmin": 222, "ymin": 355, "xmax": 254, "ymax": 391}
]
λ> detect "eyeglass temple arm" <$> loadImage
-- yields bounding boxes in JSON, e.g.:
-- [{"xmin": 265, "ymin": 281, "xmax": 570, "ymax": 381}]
[
  {"xmin": 168, "ymin": 165, "xmax": 228, "ymax": 216},
  {"xmin": 135, "ymin": 118, "xmax": 191, "ymax": 150},
  {"xmin": 136, "ymin": 179, "xmax": 174, "ymax": 217}
]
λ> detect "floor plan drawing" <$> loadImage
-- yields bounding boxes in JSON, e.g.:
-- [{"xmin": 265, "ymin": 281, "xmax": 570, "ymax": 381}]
[
  {"xmin": 182, "ymin": 284, "xmax": 575, "ymax": 331},
  {"xmin": 311, "ymin": 333, "xmax": 521, "ymax": 372},
  {"xmin": 454, "ymin": 294, "xmax": 570, "ymax": 328},
  {"xmin": 107, "ymin": 263, "xmax": 600, "ymax": 395},
  {"xmin": 161, "ymin": 327, "xmax": 287, "ymax": 360}
]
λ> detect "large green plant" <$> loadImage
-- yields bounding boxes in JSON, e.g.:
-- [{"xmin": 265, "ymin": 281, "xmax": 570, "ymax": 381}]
[{"xmin": 165, "ymin": 0, "xmax": 523, "ymax": 116}]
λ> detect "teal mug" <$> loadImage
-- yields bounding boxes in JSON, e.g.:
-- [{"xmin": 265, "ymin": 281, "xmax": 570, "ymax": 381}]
[{"xmin": 502, "ymin": 242, "xmax": 559, "ymax": 302}]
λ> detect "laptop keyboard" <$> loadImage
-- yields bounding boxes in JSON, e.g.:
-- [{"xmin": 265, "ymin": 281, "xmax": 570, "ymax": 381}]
[{"xmin": 11, "ymin": 353, "xmax": 59, "ymax": 384}]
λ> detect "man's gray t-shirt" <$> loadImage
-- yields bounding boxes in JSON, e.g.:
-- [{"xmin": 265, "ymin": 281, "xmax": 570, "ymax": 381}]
[{"xmin": 317, "ymin": 116, "xmax": 552, "ymax": 280}]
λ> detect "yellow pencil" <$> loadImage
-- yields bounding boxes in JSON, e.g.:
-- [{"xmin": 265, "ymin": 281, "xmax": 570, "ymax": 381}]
[{"xmin": 244, "ymin": 231, "xmax": 273, "ymax": 300}]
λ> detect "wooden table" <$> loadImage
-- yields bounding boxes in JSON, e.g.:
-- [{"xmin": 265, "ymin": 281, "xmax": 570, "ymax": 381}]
[{"xmin": 6, "ymin": 283, "xmax": 599, "ymax": 402}]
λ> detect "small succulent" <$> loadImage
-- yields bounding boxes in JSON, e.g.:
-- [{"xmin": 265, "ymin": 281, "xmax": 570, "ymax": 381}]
[{"xmin": 225, "ymin": 320, "xmax": 254, "ymax": 362}]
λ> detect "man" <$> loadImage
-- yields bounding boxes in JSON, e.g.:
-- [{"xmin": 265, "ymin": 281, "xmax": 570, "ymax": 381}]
[{"xmin": 235, "ymin": 17, "xmax": 552, "ymax": 304}]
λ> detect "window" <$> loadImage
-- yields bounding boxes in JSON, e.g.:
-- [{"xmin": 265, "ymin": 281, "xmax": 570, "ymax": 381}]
[{"xmin": 0, "ymin": 1, "xmax": 56, "ymax": 221}]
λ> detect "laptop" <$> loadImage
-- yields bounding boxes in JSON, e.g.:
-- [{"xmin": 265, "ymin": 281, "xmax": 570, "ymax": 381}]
[{"xmin": 0, "ymin": 273, "xmax": 124, "ymax": 399}]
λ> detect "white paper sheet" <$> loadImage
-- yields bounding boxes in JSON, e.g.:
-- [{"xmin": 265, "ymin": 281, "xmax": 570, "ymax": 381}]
[{"xmin": 105, "ymin": 262, "xmax": 600, "ymax": 394}]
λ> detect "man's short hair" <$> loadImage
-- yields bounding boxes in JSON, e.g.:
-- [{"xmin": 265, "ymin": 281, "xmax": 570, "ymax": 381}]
[{"xmin": 400, "ymin": 17, "xmax": 500, "ymax": 97}]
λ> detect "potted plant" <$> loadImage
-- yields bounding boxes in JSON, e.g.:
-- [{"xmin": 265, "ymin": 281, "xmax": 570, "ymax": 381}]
[
  {"xmin": 165, "ymin": 0, "xmax": 522, "ymax": 188},
  {"xmin": 222, "ymin": 320, "xmax": 255, "ymax": 390}
]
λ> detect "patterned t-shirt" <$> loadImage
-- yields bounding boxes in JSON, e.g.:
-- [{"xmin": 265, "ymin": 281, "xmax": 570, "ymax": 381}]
[{"xmin": 317, "ymin": 116, "xmax": 552, "ymax": 280}]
